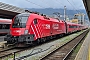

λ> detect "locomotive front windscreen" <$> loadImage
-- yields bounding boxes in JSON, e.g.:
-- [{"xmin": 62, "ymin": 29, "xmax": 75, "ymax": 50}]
[{"xmin": 12, "ymin": 14, "xmax": 29, "ymax": 28}]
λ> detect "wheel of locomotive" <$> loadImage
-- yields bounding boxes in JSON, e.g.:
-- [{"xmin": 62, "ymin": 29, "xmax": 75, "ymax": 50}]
[
  {"xmin": 56, "ymin": 34, "xmax": 60, "ymax": 38},
  {"xmin": 43, "ymin": 38, "xmax": 46, "ymax": 42},
  {"xmin": 37, "ymin": 39, "xmax": 40, "ymax": 44},
  {"xmin": 50, "ymin": 36, "xmax": 53, "ymax": 39},
  {"xmin": 61, "ymin": 34, "xmax": 64, "ymax": 37},
  {"xmin": 53, "ymin": 35, "xmax": 56, "ymax": 39},
  {"xmin": 40, "ymin": 38, "xmax": 46, "ymax": 43},
  {"xmin": 60, "ymin": 34, "xmax": 63, "ymax": 37},
  {"xmin": 59, "ymin": 34, "xmax": 62, "ymax": 37}
]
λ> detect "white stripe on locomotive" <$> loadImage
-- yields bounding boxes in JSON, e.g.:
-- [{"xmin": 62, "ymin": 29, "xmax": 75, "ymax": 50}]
[{"xmin": 31, "ymin": 25, "xmax": 37, "ymax": 39}]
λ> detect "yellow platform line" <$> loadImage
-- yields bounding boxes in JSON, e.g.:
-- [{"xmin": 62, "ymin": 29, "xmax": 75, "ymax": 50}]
[{"xmin": 89, "ymin": 43, "xmax": 90, "ymax": 60}]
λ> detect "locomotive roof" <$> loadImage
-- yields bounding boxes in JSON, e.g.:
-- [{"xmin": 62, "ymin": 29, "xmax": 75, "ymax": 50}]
[
  {"xmin": 30, "ymin": 13, "xmax": 64, "ymax": 22},
  {"xmin": 16, "ymin": 13, "xmax": 30, "ymax": 17},
  {"xmin": 19, "ymin": 13, "xmax": 64, "ymax": 23}
]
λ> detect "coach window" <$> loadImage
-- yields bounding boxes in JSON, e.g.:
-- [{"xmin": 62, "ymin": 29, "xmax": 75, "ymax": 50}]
[
  {"xmin": 34, "ymin": 19, "xmax": 38, "ymax": 24},
  {"xmin": 0, "ymin": 24, "xmax": 1, "ymax": 29},
  {"xmin": 69, "ymin": 25, "xmax": 73, "ymax": 28},
  {"xmin": 2, "ymin": 24, "xmax": 6, "ymax": 29},
  {"xmin": 75, "ymin": 26, "xmax": 77, "ymax": 28}
]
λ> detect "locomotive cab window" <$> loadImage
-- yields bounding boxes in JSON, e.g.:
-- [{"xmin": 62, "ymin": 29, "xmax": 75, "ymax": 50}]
[
  {"xmin": 12, "ymin": 13, "xmax": 30, "ymax": 28},
  {"xmin": 34, "ymin": 19, "xmax": 38, "ymax": 24}
]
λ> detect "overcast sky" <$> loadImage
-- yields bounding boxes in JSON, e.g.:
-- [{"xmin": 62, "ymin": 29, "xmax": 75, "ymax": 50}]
[{"xmin": 0, "ymin": 0, "xmax": 85, "ymax": 9}]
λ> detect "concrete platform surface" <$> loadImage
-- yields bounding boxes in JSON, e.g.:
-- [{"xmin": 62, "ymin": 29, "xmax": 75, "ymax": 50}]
[{"xmin": 74, "ymin": 30, "xmax": 90, "ymax": 60}]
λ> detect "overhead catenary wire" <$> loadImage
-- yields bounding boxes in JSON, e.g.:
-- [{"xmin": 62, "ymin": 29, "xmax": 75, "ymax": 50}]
[
  {"xmin": 25, "ymin": 0, "xmax": 44, "ymax": 8},
  {"xmin": 40, "ymin": 0, "xmax": 54, "ymax": 8},
  {"xmin": 66, "ymin": 0, "xmax": 80, "ymax": 13},
  {"xmin": 71, "ymin": 0, "xmax": 83, "ymax": 13},
  {"xmin": 52, "ymin": 0, "xmax": 74, "ymax": 16},
  {"xmin": 24, "ymin": 0, "xmax": 56, "ymax": 15},
  {"xmin": 41, "ymin": 0, "xmax": 67, "ymax": 19},
  {"xmin": 24, "ymin": 0, "xmax": 84, "ymax": 19},
  {"xmin": 24, "ymin": 0, "xmax": 65, "ymax": 20},
  {"xmin": 55, "ymin": 0, "xmax": 66, "ymax": 7},
  {"xmin": 53, "ymin": 0, "xmax": 71, "ymax": 19},
  {"xmin": 40, "ymin": 0, "xmax": 56, "ymax": 12},
  {"xmin": 56, "ymin": 0, "xmax": 83, "ymax": 13},
  {"xmin": 25, "ymin": 0, "xmax": 83, "ymax": 14},
  {"xmin": 40, "ymin": 0, "xmax": 61, "ymax": 18}
]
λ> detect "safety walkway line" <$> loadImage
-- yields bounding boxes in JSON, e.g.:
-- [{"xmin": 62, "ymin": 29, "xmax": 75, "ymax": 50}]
[
  {"xmin": 88, "ymin": 42, "xmax": 90, "ymax": 60},
  {"xmin": 74, "ymin": 30, "xmax": 90, "ymax": 60}
]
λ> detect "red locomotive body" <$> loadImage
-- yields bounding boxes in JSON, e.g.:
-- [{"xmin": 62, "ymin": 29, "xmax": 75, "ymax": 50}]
[
  {"xmin": 4, "ymin": 13, "xmax": 86, "ymax": 46},
  {"xmin": 4, "ymin": 13, "xmax": 66, "ymax": 45}
]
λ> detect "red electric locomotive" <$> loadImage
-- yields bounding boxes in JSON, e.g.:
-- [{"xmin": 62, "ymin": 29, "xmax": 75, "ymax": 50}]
[
  {"xmin": 4, "ymin": 12, "xmax": 86, "ymax": 47},
  {"xmin": 4, "ymin": 13, "xmax": 66, "ymax": 46}
]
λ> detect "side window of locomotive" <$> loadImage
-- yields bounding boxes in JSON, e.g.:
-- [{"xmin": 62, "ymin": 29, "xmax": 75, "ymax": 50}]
[{"xmin": 34, "ymin": 19, "xmax": 38, "ymax": 24}]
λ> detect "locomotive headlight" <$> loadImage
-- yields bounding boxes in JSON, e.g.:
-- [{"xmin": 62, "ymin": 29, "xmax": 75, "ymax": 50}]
[{"xmin": 24, "ymin": 30, "xmax": 28, "ymax": 34}]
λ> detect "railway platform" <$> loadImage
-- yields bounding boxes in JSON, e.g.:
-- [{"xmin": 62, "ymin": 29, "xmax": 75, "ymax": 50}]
[
  {"xmin": 74, "ymin": 29, "xmax": 90, "ymax": 60},
  {"xmin": 0, "ymin": 36, "xmax": 6, "ymax": 48},
  {"xmin": 0, "ymin": 41, "xmax": 6, "ymax": 48}
]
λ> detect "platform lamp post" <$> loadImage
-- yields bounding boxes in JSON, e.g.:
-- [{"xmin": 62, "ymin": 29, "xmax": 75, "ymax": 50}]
[{"xmin": 64, "ymin": 6, "xmax": 66, "ymax": 21}]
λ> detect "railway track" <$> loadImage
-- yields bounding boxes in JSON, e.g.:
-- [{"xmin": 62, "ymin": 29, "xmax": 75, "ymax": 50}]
[
  {"xmin": 0, "ymin": 47, "xmax": 23, "ymax": 58},
  {"xmin": 0, "ymin": 46, "xmax": 15, "ymax": 53},
  {"xmin": 40, "ymin": 30, "xmax": 89, "ymax": 60},
  {"xmin": 0, "ymin": 29, "xmax": 88, "ymax": 60}
]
